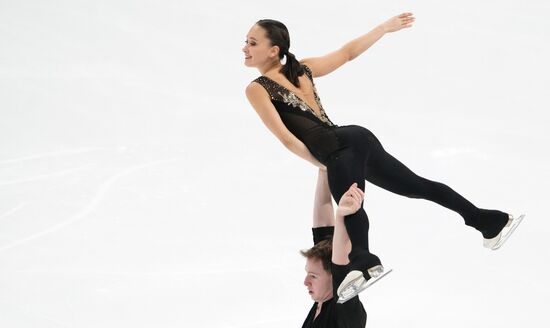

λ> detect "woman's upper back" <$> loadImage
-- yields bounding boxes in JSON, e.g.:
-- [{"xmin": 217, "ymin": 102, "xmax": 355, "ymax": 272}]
[{"xmin": 252, "ymin": 64, "xmax": 335, "ymax": 127}]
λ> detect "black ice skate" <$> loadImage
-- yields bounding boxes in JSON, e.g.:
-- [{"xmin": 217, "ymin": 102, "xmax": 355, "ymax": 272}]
[{"xmin": 483, "ymin": 214, "xmax": 525, "ymax": 250}]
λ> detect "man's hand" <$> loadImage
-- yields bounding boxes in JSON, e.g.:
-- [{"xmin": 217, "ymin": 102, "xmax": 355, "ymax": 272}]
[
  {"xmin": 380, "ymin": 12, "xmax": 415, "ymax": 33},
  {"xmin": 336, "ymin": 183, "xmax": 365, "ymax": 218}
]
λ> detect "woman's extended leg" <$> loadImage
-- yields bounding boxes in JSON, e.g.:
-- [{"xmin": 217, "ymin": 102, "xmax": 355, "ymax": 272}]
[{"xmin": 364, "ymin": 143, "xmax": 509, "ymax": 239}]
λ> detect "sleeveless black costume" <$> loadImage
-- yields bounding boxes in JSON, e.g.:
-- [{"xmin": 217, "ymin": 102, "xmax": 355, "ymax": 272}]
[{"xmin": 252, "ymin": 65, "xmax": 509, "ymax": 273}]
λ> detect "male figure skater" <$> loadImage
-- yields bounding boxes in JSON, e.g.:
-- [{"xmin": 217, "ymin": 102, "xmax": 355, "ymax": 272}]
[{"xmin": 301, "ymin": 170, "xmax": 368, "ymax": 327}]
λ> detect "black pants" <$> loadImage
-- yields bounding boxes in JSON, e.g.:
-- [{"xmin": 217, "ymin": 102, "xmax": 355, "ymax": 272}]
[{"xmin": 325, "ymin": 125, "xmax": 508, "ymax": 272}]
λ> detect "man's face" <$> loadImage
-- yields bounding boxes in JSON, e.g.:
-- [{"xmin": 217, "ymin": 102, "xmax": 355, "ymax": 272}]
[{"xmin": 303, "ymin": 257, "xmax": 333, "ymax": 302}]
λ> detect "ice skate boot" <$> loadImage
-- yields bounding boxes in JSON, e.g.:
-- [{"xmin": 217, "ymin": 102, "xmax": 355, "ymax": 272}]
[
  {"xmin": 483, "ymin": 214, "xmax": 525, "ymax": 250},
  {"xmin": 336, "ymin": 265, "xmax": 392, "ymax": 304}
]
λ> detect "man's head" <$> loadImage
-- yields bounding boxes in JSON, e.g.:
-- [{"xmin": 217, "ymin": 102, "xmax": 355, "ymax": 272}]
[{"xmin": 301, "ymin": 239, "xmax": 333, "ymax": 302}]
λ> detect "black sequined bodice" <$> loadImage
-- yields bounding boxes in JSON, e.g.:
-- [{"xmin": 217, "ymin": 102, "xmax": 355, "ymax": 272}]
[
  {"xmin": 253, "ymin": 65, "xmax": 335, "ymax": 126},
  {"xmin": 252, "ymin": 65, "xmax": 344, "ymax": 163}
]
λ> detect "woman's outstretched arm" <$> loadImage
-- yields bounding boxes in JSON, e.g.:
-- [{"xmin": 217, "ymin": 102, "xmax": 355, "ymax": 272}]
[
  {"xmin": 246, "ymin": 82, "xmax": 327, "ymax": 170},
  {"xmin": 301, "ymin": 12, "xmax": 415, "ymax": 78}
]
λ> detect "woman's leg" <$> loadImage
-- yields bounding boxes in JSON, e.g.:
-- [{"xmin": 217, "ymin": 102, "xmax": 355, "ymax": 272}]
[
  {"xmin": 326, "ymin": 149, "xmax": 381, "ymax": 271},
  {"xmin": 364, "ymin": 143, "xmax": 508, "ymax": 239}
]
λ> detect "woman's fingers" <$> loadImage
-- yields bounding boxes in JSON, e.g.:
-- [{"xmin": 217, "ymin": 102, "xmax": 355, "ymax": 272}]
[{"xmin": 398, "ymin": 12, "xmax": 415, "ymax": 28}]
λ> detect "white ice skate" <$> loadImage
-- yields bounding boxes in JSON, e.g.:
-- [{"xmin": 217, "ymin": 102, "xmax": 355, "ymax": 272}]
[
  {"xmin": 336, "ymin": 265, "xmax": 392, "ymax": 304},
  {"xmin": 483, "ymin": 214, "xmax": 525, "ymax": 250}
]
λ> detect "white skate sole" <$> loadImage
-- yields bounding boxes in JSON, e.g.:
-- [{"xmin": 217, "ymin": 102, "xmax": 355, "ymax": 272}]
[
  {"xmin": 336, "ymin": 265, "xmax": 392, "ymax": 304},
  {"xmin": 483, "ymin": 214, "xmax": 525, "ymax": 250}
]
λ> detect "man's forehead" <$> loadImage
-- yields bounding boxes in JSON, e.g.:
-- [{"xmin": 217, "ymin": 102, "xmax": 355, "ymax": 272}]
[{"xmin": 305, "ymin": 258, "xmax": 323, "ymax": 271}]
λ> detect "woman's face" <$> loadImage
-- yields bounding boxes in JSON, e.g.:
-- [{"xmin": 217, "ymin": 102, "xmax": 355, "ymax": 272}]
[{"xmin": 243, "ymin": 24, "xmax": 279, "ymax": 68}]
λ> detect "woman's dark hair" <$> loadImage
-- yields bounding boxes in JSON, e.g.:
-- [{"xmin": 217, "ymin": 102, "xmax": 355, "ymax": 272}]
[{"xmin": 256, "ymin": 19, "xmax": 304, "ymax": 88}]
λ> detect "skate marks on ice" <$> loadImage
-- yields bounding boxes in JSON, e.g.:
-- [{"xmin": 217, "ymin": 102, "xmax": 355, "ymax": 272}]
[
  {"xmin": 0, "ymin": 202, "xmax": 27, "ymax": 222},
  {"xmin": 0, "ymin": 147, "xmax": 121, "ymax": 187},
  {"xmin": 0, "ymin": 156, "xmax": 182, "ymax": 253},
  {"xmin": 0, "ymin": 147, "xmax": 115, "ymax": 165},
  {"xmin": 0, "ymin": 163, "xmax": 96, "ymax": 187}
]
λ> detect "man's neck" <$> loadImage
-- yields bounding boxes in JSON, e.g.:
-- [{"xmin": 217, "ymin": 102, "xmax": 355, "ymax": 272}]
[{"xmin": 315, "ymin": 292, "xmax": 334, "ymax": 315}]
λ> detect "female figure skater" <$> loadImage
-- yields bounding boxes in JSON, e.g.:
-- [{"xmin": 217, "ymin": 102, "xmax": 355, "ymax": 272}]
[{"xmin": 243, "ymin": 13, "xmax": 524, "ymax": 303}]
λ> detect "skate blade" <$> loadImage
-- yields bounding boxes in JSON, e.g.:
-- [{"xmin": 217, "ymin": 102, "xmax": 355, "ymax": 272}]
[
  {"xmin": 492, "ymin": 214, "xmax": 525, "ymax": 250},
  {"xmin": 337, "ymin": 268, "xmax": 393, "ymax": 304},
  {"xmin": 484, "ymin": 214, "xmax": 525, "ymax": 250}
]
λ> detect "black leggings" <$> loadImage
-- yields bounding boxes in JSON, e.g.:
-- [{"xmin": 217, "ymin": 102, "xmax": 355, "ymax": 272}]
[{"xmin": 324, "ymin": 125, "xmax": 508, "ymax": 271}]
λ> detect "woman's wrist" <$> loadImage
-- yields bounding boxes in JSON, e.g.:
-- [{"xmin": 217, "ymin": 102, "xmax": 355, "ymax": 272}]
[{"xmin": 377, "ymin": 23, "xmax": 389, "ymax": 34}]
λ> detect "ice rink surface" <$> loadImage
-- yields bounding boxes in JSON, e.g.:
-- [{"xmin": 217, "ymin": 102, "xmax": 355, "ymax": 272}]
[{"xmin": 1, "ymin": 0, "xmax": 549, "ymax": 327}]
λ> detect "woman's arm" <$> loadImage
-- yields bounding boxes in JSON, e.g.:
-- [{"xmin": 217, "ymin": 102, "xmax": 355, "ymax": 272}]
[
  {"xmin": 313, "ymin": 169, "xmax": 334, "ymax": 228},
  {"xmin": 301, "ymin": 12, "xmax": 415, "ymax": 78},
  {"xmin": 245, "ymin": 82, "xmax": 326, "ymax": 170},
  {"xmin": 332, "ymin": 183, "xmax": 365, "ymax": 265}
]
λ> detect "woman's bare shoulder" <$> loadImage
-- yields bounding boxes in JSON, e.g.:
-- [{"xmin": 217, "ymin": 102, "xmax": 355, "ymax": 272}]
[
  {"xmin": 245, "ymin": 80, "xmax": 270, "ymax": 103},
  {"xmin": 246, "ymin": 79, "xmax": 265, "ymax": 93}
]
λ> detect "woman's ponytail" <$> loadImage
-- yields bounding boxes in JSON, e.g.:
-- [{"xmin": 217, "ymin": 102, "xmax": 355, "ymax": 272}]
[
  {"xmin": 256, "ymin": 19, "xmax": 305, "ymax": 88},
  {"xmin": 281, "ymin": 51, "xmax": 304, "ymax": 88}
]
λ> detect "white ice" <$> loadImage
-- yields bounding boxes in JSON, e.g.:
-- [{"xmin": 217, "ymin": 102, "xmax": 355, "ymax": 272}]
[{"xmin": 1, "ymin": 0, "xmax": 549, "ymax": 327}]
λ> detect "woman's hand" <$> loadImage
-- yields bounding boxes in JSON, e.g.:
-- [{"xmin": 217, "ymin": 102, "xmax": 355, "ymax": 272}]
[
  {"xmin": 336, "ymin": 183, "xmax": 365, "ymax": 218},
  {"xmin": 381, "ymin": 12, "xmax": 415, "ymax": 33}
]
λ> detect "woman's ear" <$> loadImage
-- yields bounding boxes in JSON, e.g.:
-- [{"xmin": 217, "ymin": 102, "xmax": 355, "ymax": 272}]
[{"xmin": 269, "ymin": 45, "xmax": 280, "ymax": 58}]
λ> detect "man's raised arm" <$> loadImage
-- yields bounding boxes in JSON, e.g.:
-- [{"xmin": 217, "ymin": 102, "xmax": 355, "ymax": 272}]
[{"xmin": 332, "ymin": 183, "xmax": 364, "ymax": 265}]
